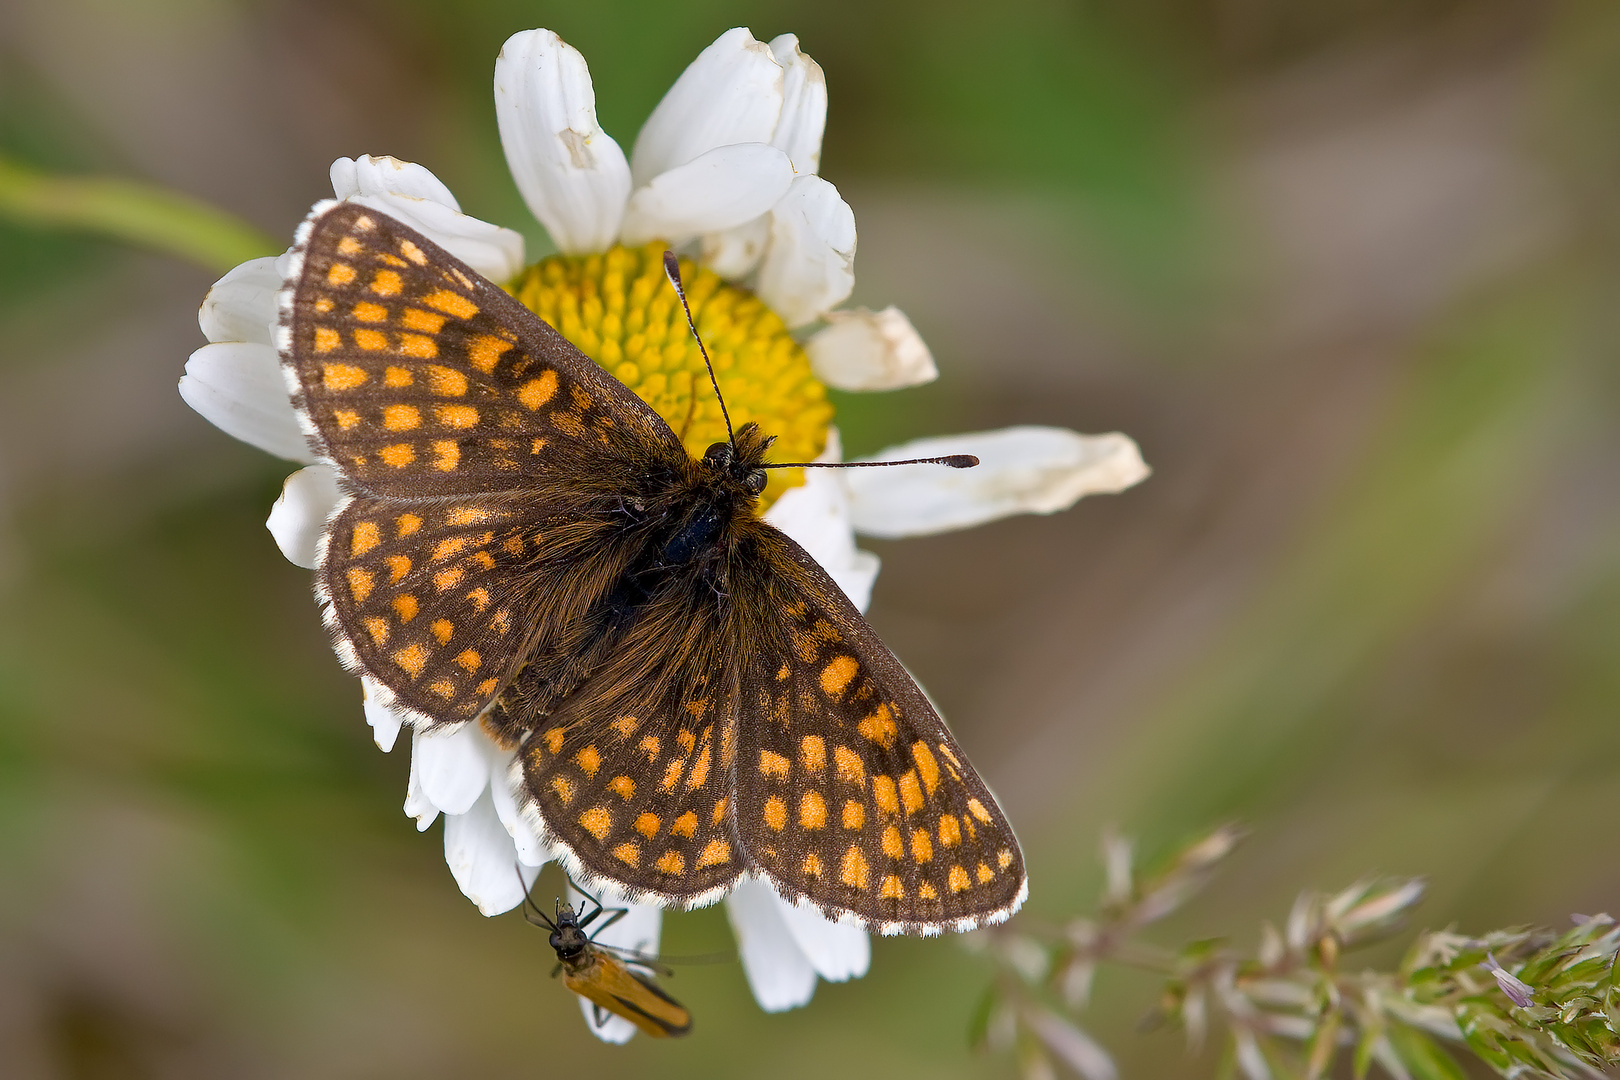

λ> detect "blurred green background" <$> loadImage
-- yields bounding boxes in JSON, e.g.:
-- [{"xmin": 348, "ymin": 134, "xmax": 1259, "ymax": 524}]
[{"xmin": 2, "ymin": 0, "xmax": 1618, "ymax": 1076}]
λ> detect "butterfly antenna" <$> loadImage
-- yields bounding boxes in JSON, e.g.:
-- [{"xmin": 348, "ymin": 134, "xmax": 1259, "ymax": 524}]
[
  {"xmin": 760, "ymin": 455, "xmax": 980, "ymax": 470},
  {"xmin": 663, "ymin": 251, "xmax": 735, "ymax": 450}
]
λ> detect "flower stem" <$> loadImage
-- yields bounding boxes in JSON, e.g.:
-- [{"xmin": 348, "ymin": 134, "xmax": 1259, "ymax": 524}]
[{"xmin": 0, "ymin": 156, "xmax": 279, "ymax": 273}]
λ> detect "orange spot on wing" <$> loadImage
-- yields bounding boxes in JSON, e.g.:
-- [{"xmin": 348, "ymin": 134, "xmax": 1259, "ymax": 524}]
[
  {"xmin": 579, "ymin": 806, "xmax": 611, "ymax": 840},
  {"xmin": 396, "ymin": 513, "xmax": 422, "ymax": 536},
  {"xmin": 468, "ymin": 334, "xmax": 513, "ymax": 374},
  {"xmin": 397, "ymin": 239, "xmax": 426, "ymax": 266},
  {"xmin": 763, "ymin": 796, "xmax": 786, "ymax": 831},
  {"xmin": 977, "ymin": 863, "xmax": 995, "ymax": 883},
  {"xmin": 912, "ymin": 741, "xmax": 940, "ymax": 795},
  {"xmin": 392, "ymin": 594, "xmax": 418, "ymax": 622},
  {"xmin": 433, "ymin": 566, "xmax": 464, "ymax": 592},
  {"xmin": 352, "ymin": 301, "xmax": 387, "ymax": 322},
  {"xmin": 696, "ymin": 839, "xmax": 730, "ymax": 867},
  {"xmin": 899, "ymin": 771, "xmax": 924, "ymax": 815},
  {"xmin": 362, "ymin": 616, "xmax": 389, "ymax": 644},
  {"xmin": 428, "ymin": 678, "xmax": 454, "ymax": 699},
  {"xmin": 399, "ymin": 333, "xmax": 438, "ymax": 359},
  {"xmin": 385, "ymin": 554, "xmax": 411, "ymax": 582},
  {"xmin": 431, "ymin": 536, "xmax": 468, "ymax": 562},
  {"xmin": 834, "ymin": 745, "xmax": 865, "ymax": 785},
  {"xmin": 671, "ymin": 812, "xmax": 698, "ymax": 839},
  {"xmin": 873, "ymin": 775, "xmax": 899, "ymax": 815},
  {"xmin": 882, "ymin": 825, "xmax": 903, "ymax": 859},
  {"xmin": 431, "ymin": 440, "xmax": 460, "ymax": 472},
  {"xmin": 759, "ymin": 750, "xmax": 790, "ymax": 779},
  {"xmin": 948, "ymin": 865, "xmax": 971, "ymax": 893},
  {"xmin": 911, "ymin": 828, "xmax": 933, "ymax": 863},
  {"xmin": 638, "ymin": 735, "xmax": 660, "ymax": 761},
  {"xmin": 803, "ymin": 853, "xmax": 824, "ymax": 878},
  {"xmin": 656, "ymin": 851, "xmax": 684, "ymax": 875},
  {"xmin": 998, "ymin": 849, "xmax": 1014, "ymax": 870},
  {"xmin": 939, "ymin": 815, "xmax": 962, "ymax": 848},
  {"xmin": 422, "ymin": 289, "xmax": 478, "ymax": 319},
  {"xmin": 431, "ymin": 618, "xmax": 453, "ymax": 645},
  {"xmin": 842, "ymin": 800, "xmax": 865, "ymax": 830},
  {"xmin": 880, "ymin": 875, "xmax": 905, "ymax": 900},
  {"xmin": 516, "ymin": 371, "xmax": 559, "ymax": 410},
  {"xmin": 333, "ymin": 408, "xmax": 360, "ymax": 429},
  {"xmin": 840, "ymin": 846, "xmax": 870, "ymax": 889},
  {"xmin": 820, "ymin": 655, "xmax": 859, "ymax": 699},
  {"xmin": 541, "ymin": 728, "xmax": 565, "ymax": 754},
  {"xmin": 634, "ymin": 812, "xmax": 660, "ymax": 837},
  {"xmin": 370, "ymin": 269, "xmax": 402, "ymax": 296},
  {"xmin": 401, "ymin": 307, "xmax": 446, "ymax": 333},
  {"xmin": 327, "ymin": 262, "xmax": 356, "ymax": 285},
  {"xmin": 383, "ymin": 404, "xmax": 421, "ymax": 430},
  {"xmin": 336, "ymin": 236, "xmax": 362, "ymax": 256},
  {"xmin": 322, "ymin": 361, "xmax": 366, "ymax": 389},
  {"xmin": 436, "ymin": 404, "xmax": 479, "ymax": 429},
  {"xmin": 858, "ymin": 704, "xmax": 897, "ymax": 747},
  {"xmin": 800, "ymin": 735, "xmax": 826, "ymax": 772},
  {"xmin": 612, "ymin": 842, "xmax": 639, "ymax": 867},
  {"xmin": 455, "ymin": 649, "xmax": 480, "ymax": 672},
  {"xmin": 798, "ymin": 791, "xmax": 827, "ymax": 830},
  {"xmin": 347, "ymin": 567, "xmax": 374, "ymax": 603},
  {"xmin": 425, "ymin": 365, "xmax": 468, "ymax": 396},
  {"xmin": 606, "ymin": 775, "xmax": 634, "ymax": 801},
  {"xmin": 574, "ymin": 745, "xmax": 601, "ymax": 777},
  {"xmin": 350, "ymin": 521, "xmax": 380, "ymax": 557},
  {"xmin": 379, "ymin": 443, "xmax": 415, "ymax": 468},
  {"xmin": 354, "ymin": 328, "xmax": 388, "ymax": 351},
  {"xmin": 551, "ymin": 776, "xmax": 575, "ymax": 804},
  {"xmin": 919, "ymin": 883, "xmax": 938, "ymax": 900},
  {"xmin": 967, "ymin": 798, "xmax": 993, "ymax": 824},
  {"xmin": 392, "ymin": 642, "xmax": 428, "ymax": 678}
]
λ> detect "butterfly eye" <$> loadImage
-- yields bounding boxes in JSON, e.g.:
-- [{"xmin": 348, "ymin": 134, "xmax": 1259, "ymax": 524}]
[
  {"xmin": 703, "ymin": 442, "xmax": 733, "ymax": 470},
  {"xmin": 745, "ymin": 471, "xmax": 767, "ymax": 496}
]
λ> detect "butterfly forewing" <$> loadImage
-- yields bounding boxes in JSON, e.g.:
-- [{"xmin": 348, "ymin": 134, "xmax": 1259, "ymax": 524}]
[
  {"xmin": 280, "ymin": 201, "xmax": 680, "ymax": 499},
  {"xmin": 729, "ymin": 527, "xmax": 1028, "ymax": 933}
]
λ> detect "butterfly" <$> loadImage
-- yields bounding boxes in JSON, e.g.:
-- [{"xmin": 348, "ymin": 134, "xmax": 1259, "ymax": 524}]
[
  {"xmin": 278, "ymin": 200, "xmax": 1027, "ymax": 934},
  {"xmin": 522, "ymin": 879, "xmax": 692, "ymax": 1038}
]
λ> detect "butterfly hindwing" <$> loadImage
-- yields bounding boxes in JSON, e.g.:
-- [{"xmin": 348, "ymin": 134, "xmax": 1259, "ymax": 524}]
[
  {"xmin": 318, "ymin": 493, "xmax": 548, "ymax": 724},
  {"xmin": 515, "ymin": 586, "xmax": 746, "ymax": 907},
  {"xmin": 280, "ymin": 201, "xmax": 682, "ymax": 499},
  {"xmin": 728, "ymin": 525, "xmax": 1028, "ymax": 934}
]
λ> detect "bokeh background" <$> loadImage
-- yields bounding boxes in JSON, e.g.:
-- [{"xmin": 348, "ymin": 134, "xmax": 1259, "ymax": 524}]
[{"xmin": 2, "ymin": 0, "xmax": 1618, "ymax": 1076}]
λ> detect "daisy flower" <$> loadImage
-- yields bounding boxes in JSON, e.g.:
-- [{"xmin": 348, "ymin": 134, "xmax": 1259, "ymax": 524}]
[{"xmin": 178, "ymin": 26, "xmax": 1149, "ymax": 1043}]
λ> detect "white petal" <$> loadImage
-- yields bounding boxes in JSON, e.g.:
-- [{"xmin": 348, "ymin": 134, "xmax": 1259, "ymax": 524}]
[
  {"xmin": 567, "ymin": 882, "xmax": 664, "ymax": 1044},
  {"xmin": 443, "ymin": 789, "xmax": 539, "ymax": 916},
  {"xmin": 403, "ymin": 748, "xmax": 439, "ymax": 831},
  {"xmin": 725, "ymin": 876, "xmax": 818, "ymax": 1012},
  {"xmin": 770, "ymin": 892, "xmax": 870, "ymax": 982},
  {"xmin": 700, "ymin": 214, "xmax": 771, "ymax": 278},
  {"xmin": 486, "ymin": 741, "xmax": 553, "ymax": 867},
  {"xmin": 360, "ymin": 677, "xmax": 404, "ymax": 752},
  {"xmin": 265, "ymin": 464, "xmax": 341, "ymax": 569},
  {"xmin": 411, "ymin": 723, "xmax": 490, "ymax": 816},
  {"xmin": 767, "ymin": 34, "xmax": 826, "ymax": 175},
  {"xmin": 629, "ymin": 27, "xmax": 783, "ymax": 186},
  {"xmin": 805, "ymin": 307, "xmax": 938, "ymax": 391},
  {"xmin": 619, "ymin": 143, "xmax": 794, "ymax": 246},
  {"xmin": 494, "ymin": 29, "xmax": 631, "ymax": 254},
  {"xmin": 331, "ymin": 155, "xmax": 463, "ymax": 209},
  {"xmin": 755, "ymin": 175, "xmax": 855, "ymax": 328},
  {"xmin": 199, "ymin": 256, "xmax": 281, "ymax": 345},
  {"xmin": 763, "ymin": 428, "xmax": 880, "ymax": 612},
  {"xmin": 179, "ymin": 342, "xmax": 315, "ymax": 463},
  {"xmin": 846, "ymin": 427, "xmax": 1151, "ymax": 539},
  {"xmin": 331, "ymin": 154, "xmax": 525, "ymax": 282}
]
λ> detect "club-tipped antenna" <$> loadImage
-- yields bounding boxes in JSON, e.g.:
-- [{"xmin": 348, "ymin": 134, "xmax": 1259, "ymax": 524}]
[
  {"xmin": 664, "ymin": 250, "xmax": 735, "ymax": 450},
  {"xmin": 760, "ymin": 454, "xmax": 979, "ymax": 471}
]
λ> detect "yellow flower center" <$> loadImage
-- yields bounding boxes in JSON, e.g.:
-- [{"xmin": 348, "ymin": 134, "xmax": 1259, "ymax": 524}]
[{"xmin": 511, "ymin": 242, "xmax": 832, "ymax": 507}]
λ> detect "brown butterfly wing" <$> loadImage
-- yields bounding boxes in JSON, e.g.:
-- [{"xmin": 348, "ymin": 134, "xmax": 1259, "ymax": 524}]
[
  {"xmin": 727, "ymin": 523, "xmax": 1028, "ymax": 934},
  {"xmin": 513, "ymin": 580, "xmax": 746, "ymax": 908},
  {"xmin": 278, "ymin": 200, "xmax": 681, "ymax": 500}
]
